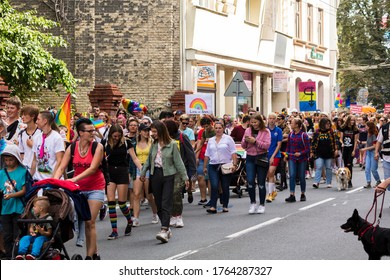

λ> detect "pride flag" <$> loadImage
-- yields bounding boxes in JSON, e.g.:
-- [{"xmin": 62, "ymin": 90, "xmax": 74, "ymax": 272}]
[
  {"xmin": 92, "ymin": 120, "xmax": 105, "ymax": 129},
  {"xmin": 55, "ymin": 94, "xmax": 71, "ymax": 141}
]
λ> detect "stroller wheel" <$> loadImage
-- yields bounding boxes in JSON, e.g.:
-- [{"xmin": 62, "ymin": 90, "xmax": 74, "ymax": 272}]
[{"xmin": 71, "ymin": 254, "xmax": 83, "ymax": 260}]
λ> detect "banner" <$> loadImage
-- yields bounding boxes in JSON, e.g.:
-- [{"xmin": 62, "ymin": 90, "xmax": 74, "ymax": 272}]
[
  {"xmin": 196, "ymin": 64, "xmax": 216, "ymax": 89},
  {"xmin": 185, "ymin": 94, "xmax": 214, "ymax": 115},
  {"xmin": 350, "ymin": 104, "xmax": 362, "ymax": 114},
  {"xmin": 298, "ymin": 81, "xmax": 316, "ymax": 112},
  {"xmin": 385, "ymin": 104, "xmax": 390, "ymax": 114}
]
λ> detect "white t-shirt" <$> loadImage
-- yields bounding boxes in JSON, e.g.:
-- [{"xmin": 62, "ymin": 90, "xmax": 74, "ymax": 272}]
[
  {"xmin": 94, "ymin": 126, "xmax": 110, "ymax": 143},
  {"xmin": 33, "ymin": 130, "xmax": 65, "ymax": 180},
  {"xmin": 6, "ymin": 118, "xmax": 27, "ymax": 144},
  {"xmin": 18, "ymin": 128, "xmax": 42, "ymax": 169},
  {"xmin": 377, "ymin": 128, "xmax": 390, "ymax": 163}
]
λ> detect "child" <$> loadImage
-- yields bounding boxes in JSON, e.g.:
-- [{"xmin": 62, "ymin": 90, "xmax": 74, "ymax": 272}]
[
  {"xmin": 16, "ymin": 196, "xmax": 53, "ymax": 260},
  {"xmin": 0, "ymin": 144, "xmax": 27, "ymax": 259}
]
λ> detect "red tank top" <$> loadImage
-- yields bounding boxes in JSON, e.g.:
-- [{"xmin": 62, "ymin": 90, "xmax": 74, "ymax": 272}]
[{"xmin": 73, "ymin": 141, "xmax": 105, "ymax": 191}]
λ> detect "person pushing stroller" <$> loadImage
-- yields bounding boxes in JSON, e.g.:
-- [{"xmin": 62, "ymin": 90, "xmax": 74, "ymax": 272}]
[{"xmin": 15, "ymin": 196, "xmax": 53, "ymax": 260}]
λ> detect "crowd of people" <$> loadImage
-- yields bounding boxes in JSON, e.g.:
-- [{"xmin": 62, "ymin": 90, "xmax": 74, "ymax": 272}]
[{"xmin": 1, "ymin": 95, "xmax": 389, "ymax": 260}]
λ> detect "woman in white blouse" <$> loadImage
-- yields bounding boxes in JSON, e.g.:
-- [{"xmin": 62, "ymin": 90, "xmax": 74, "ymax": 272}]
[{"xmin": 203, "ymin": 121, "xmax": 238, "ymax": 214}]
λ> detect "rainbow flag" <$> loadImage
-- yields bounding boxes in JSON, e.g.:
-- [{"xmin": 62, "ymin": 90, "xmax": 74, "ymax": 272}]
[
  {"xmin": 92, "ymin": 120, "xmax": 105, "ymax": 129},
  {"xmin": 55, "ymin": 94, "xmax": 71, "ymax": 141}
]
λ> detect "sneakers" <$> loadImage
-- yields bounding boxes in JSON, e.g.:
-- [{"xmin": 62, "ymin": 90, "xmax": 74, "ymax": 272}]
[
  {"xmin": 169, "ymin": 216, "xmax": 177, "ymax": 227},
  {"xmin": 99, "ymin": 204, "xmax": 107, "ymax": 221},
  {"xmin": 152, "ymin": 214, "xmax": 159, "ymax": 224},
  {"xmin": 320, "ymin": 178, "xmax": 326, "ymax": 184},
  {"xmin": 125, "ymin": 223, "xmax": 132, "ymax": 236},
  {"xmin": 326, "ymin": 184, "xmax": 332, "ymax": 188},
  {"xmin": 76, "ymin": 239, "xmax": 84, "ymax": 247},
  {"xmin": 15, "ymin": 254, "xmax": 25, "ymax": 260},
  {"xmin": 107, "ymin": 231, "xmax": 119, "ymax": 240},
  {"xmin": 271, "ymin": 191, "xmax": 277, "ymax": 200},
  {"xmin": 248, "ymin": 203, "xmax": 257, "ymax": 214},
  {"xmin": 310, "ymin": 170, "xmax": 315, "ymax": 178},
  {"xmin": 256, "ymin": 205, "xmax": 265, "ymax": 214},
  {"xmin": 198, "ymin": 199, "xmax": 208, "ymax": 205},
  {"xmin": 285, "ymin": 195, "xmax": 296, "ymax": 202},
  {"xmin": 300, "ymin": 193, "xmax": 306, "ymax": 201},
  {"xmin": 305, "ymin": 172, "xmax": 310, "ymax": 179},
  {"xmin": 364, "ymin": 182, "xmax": 371, "ymax": 189},
  {"xmin": 187, "ymin": 192, "xmax": 193, "ymax": 204},
  {"xmin": 25, "ymin": 254, "xmax": 36, "ymax": 260},
  {"xmin": 312, "ymin": 183, "xmax": 319, "ymax": 189},
  {"xmin": 156, "ymin": 229, "xmax": 172, "ymax": 243},
  {"xmin": 266, "ymin": 194, "xmax": 273, "ymax": 203},
  {"xmin": 175, "ymin": 216, "xmax": 184, "ymax": 228},
  {"xmin": 132, "ymin": 218, "xmax": 140, "ymax": 227}
]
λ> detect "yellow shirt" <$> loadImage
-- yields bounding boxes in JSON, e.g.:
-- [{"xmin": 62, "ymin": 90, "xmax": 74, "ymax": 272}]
[{"xmin": 136, "ymin": 142, "xmax": 151, "ymax": 164}]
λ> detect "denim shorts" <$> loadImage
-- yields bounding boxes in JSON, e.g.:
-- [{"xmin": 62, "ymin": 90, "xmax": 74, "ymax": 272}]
[
  {"xmin": 80, "ymin": 190, "xmax": 105, "ymax": 203},
  {"xmin": 128, "ymin": 177, "xmax": 134, "ymax": 189},
  {"xmin": 197, "ymin": 159, "xmax": 205, "ymax": 176},
  {"xmin": 136, "ymin": 169, "xmax": 150, "ymax": 179}
]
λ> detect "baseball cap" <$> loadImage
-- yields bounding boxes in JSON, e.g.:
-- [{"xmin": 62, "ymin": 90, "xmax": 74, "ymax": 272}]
[
  {"xmin": 138, "ymin": 123, "xmax": 151, "ymax": 131},
  {"xmin": 291, "ymin": 108, "xmax": 298, "ymax": 113},
  {"xmin": 174, "ymin": 110, "xmax": 183, "ymax": 115}
]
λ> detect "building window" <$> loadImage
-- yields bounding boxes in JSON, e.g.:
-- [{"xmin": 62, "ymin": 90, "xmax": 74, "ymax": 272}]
[
  {"xmin": 295, "ymin": 0, "xmax": 302, "ymax": 38},
  {"xmin": 307, "ymin": 4, "xmax": 313, "ymax": 42},
  {"xmin": 318, "ymin": 8, "xmax": 324, "ymax": 45},
  {"xmin": 198, "ymin": 0, "xmax": 214, "ymax": 10},
  {"xmin": 246, "ymin": 0, "xmax": 261, "ymax": 25}
]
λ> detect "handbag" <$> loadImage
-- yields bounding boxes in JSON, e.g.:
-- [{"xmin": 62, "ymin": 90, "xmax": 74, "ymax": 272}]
[
  {"xmin": 256, "ymin": 153, "xmax": 269, "ymax": 168},
  {"xmin": 221, "ymin": 163, "xmax": 234, "ymax": 174}
]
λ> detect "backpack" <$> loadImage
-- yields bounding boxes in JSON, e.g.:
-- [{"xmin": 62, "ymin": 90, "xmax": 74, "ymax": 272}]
[
  {"xmin": 4, "ymin": 167, "xmax": 33, "ymax": 205},
  {"xmin": 175, "ymin": 133, "xmax": 184, "ymax": 151},
  {"xmin": 69, "ymin": 141, "xmax": 110, "ymax": 186}
]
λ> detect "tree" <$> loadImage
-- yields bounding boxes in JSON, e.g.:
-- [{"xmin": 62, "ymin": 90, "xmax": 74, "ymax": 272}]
[
  {"xmin": 337, "ymin": 0, "xmax": 390, "ymax": 108},
  {"xmin": 0, "ymin": 0, "xmax": 78, "ymax": 98}
]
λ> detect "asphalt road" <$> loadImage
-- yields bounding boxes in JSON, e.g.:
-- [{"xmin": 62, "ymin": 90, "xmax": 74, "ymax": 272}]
[{"xmin": 67, "ymin": 163, "xmax": 390, "ymax": 260}]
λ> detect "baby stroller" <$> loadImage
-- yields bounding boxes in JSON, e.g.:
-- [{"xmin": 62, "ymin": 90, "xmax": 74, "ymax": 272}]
[
  {"xmin": 230, "ymin": 154, "xmax": 247, "ymax": 198},
  {"xmin": 13, "ymin": 186, "xmax": 84, "ymax": 260}
]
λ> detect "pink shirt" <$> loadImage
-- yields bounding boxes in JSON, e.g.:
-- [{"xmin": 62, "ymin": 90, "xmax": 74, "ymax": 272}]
[
  {"xmin": 73, "ymin": 142, "xmax": 105, "ymax": 191},
  {"xmin": 241, "ymin": 128, "xmax": 271, "ymax": 156}
]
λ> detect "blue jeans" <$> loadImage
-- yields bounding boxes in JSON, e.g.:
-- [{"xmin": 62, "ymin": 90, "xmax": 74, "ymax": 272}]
[
  {"xmin": 383, "ymin": 159, "xmax": 390, "ymax": 180},
  {"xmin": 314, "ymin": 157, "xmax": 332, "ymax": 184},
  {"xmin": 18, "ymin": 235, "xmax": 49, "ymax": 257},
  {"xmin": 364, "ymin": 150, "xmax": 380, "ymax": 183},
  {"xmin": 245, "ymin": 155, "xmax": 267, "ymax": 205},
  {"xmin": 288, "ymin": 160, "xmax": 306, "ymax": 193},
  {"xmin": 208, "ymin": 164, "xmax": 232, "ymax": 208}
]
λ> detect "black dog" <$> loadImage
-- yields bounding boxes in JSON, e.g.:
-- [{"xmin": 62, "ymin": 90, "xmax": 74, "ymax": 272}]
[{"xmin": 341, "ymin": 209, "xmax": 390, "ymax": 260}]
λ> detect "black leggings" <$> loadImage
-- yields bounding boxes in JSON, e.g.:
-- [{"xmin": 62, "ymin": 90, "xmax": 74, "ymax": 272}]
[{"xmin": 342, "ymin": 146, "xmax": 354, "ymax": 181}]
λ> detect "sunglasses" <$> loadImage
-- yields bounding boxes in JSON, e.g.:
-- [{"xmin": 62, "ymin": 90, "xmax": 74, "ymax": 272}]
[
  {"xmin": 181, "ymin": 122, "xmax": 189, "ymax": 125},
  {"xmin": 81, "ymin": 129, "xmax": 95, "ymax": 133}
]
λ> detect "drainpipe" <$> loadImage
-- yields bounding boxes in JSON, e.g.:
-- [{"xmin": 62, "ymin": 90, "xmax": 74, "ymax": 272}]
[{"xmin": 180, "ymin": 0, "xmax": 187, "ymax": 90}]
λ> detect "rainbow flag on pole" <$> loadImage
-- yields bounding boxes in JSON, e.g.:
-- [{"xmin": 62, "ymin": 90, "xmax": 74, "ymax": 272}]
[{"xmin": 55, "ymin": 93, "xmax": 71, "ymax": 141}]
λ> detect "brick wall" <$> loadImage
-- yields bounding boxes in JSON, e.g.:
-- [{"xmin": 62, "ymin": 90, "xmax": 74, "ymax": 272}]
[{"xmin": 10, "ymin": 0, "xmax": 181, "ymax": 115}]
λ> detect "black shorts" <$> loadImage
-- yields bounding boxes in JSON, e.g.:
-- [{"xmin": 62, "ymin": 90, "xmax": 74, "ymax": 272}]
[{"xmin": 108, "ymin": 166, "xmax": 130, "ymax": 185}]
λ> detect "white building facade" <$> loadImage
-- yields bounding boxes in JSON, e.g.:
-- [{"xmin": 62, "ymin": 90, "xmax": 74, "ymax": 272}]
[{"xmin": 181, "ymin": 0, "xmax": 339, "ymax": 116}]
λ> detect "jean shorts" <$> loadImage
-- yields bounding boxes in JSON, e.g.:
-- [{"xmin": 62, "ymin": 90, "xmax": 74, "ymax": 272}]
[
  {"xmin": 197, "ymin": 159, "xmax": 205, "ymax": 176},
  {"xmin": 136, "ymin": 169, "xmax": 150, "ymax": 179},
  {"xmin": 80, "ymin": 190, "xmax": 105, "ymax": 203}
]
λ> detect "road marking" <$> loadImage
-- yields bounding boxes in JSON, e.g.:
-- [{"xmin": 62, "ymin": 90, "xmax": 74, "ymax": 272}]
[
  {"xmin": 299, "ymin": 198, "xmax": 335, "ymax": 211},
  {"xmin": 166, "ymin": 250, "xmax": 198, "ymax": 260},
  {"xmin": 346, "ymin": 186, "xmax": 364, "ymax": 194},
  {"xmin": 225, "ymin": 217, "xmax": 282, "ymax": 239}
]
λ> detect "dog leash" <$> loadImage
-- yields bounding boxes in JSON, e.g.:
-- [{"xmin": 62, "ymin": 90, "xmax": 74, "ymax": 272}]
[{"xmin": 365, "ymin": 189, "xmax": 386, "ymax": 227}]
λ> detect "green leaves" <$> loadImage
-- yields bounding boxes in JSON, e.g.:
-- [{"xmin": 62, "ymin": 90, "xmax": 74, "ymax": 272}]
[
  {"xmin": 337, "ymin": 0, "xmax": 390, "ymax": 107},
  {"xmin": 0, "ymin": 0, "xmax": 78, "ymax": 99}
]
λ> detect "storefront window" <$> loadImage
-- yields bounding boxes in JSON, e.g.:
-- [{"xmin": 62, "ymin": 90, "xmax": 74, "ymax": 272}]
[{"xmin": 238, "ymin": 72, "xmax": 253, "ymax": 114}]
